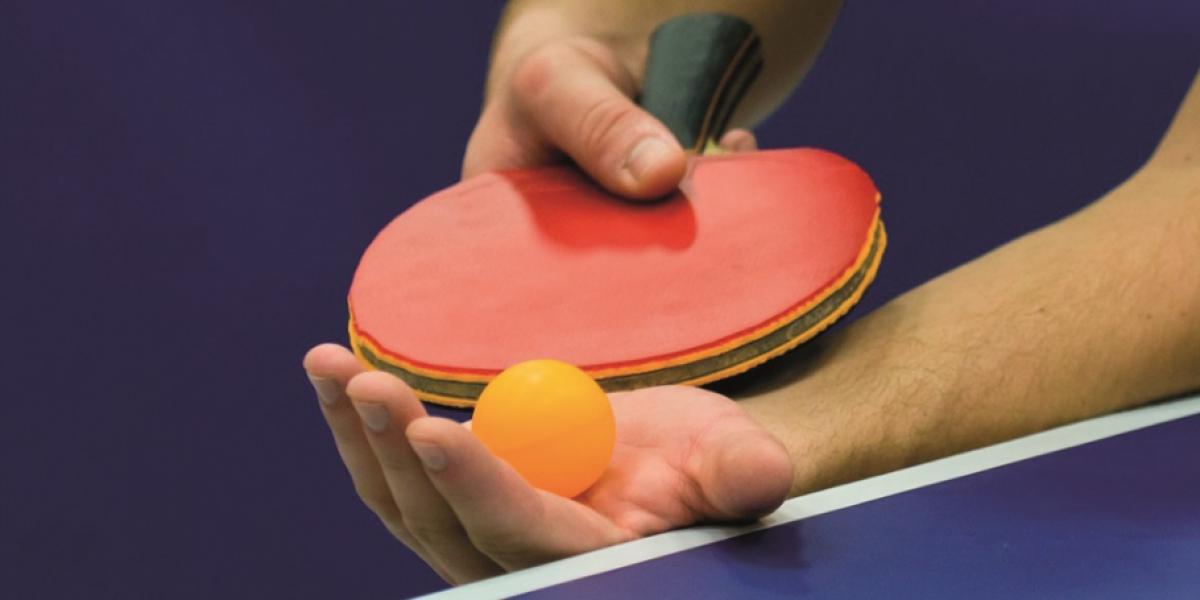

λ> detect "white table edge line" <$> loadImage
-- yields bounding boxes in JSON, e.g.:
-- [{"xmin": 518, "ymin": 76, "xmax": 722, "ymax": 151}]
[{"xmin": 416, "ymin": 394, "xmax": 1200, "ymax": 600}]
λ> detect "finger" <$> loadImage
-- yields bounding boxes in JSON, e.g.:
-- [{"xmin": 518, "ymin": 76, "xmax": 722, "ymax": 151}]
[
  {"xmin": 718, "ymin": 129, "xmax": 758, "ymax": 153},
  {"xmin": 304, "ymin": 344, "xmax": 396, "ymax": 521},
  {"xmin": 346, "ymin": 372, "xmax": 502, "ymax": 583},
  {"xmin": 691, "ymin": 424, "xmax": 792, "ymax": 520},
  {"xmin": 462, "ymin": 102, "xmax": 555, "ymax": 179},
  {"xmin": 406, "ymin": 417, "xmax": 628, "ymax": 570},
  {"xmin": 304, "ymin": 346, "xmax": 455, "ymax": 581},
  {"xmin": 510, "ymin": 39, "xmax": 687, "ymax": 200}
]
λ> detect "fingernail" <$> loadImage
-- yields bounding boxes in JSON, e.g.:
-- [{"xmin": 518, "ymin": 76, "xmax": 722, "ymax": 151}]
[
  {"xmin": 410, "ymin": 442, "xmax": 447, "ymax": 472},
  {"xmin": 624, "ymin": 136, "xmax": 672, "ymax": 182},
  {"xmin": 354, "ymin": 402, "xmax": 390, "ymax": 433},
  {"xmin": 309, "ymin": 376, "xmax": 341, "ymax": 406}
]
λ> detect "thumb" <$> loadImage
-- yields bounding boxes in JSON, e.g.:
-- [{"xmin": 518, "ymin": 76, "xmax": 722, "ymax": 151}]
[
  {"xmin": 695, "ymin": 426, "xmax": 793, "ymax": 520},
  {"xmin": 510, "ymin": 40, "xmax": 687, "ymax": 199}
]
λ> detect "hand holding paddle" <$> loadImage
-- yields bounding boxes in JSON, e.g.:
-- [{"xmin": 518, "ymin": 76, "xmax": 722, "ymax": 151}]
[{"xmin": 463, "ymin": 21, "xmax": 756, "ymax": 198}]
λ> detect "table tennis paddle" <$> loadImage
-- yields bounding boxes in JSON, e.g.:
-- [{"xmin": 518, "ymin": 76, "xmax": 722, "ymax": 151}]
[{"xmin": 349, "ymin": 13, "xmax": 886, "ymax": 407}]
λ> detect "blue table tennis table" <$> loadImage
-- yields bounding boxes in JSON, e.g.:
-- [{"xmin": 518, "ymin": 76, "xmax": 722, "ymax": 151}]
[{"xmin": 421, "ymin": 394, "xmax": 1200, "ymax": 599}]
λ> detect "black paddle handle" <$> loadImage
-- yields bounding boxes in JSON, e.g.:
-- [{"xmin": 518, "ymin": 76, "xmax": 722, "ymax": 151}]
[{"xmin": 638, "ymin": 13, "xmax": 764, "ymax": 153}]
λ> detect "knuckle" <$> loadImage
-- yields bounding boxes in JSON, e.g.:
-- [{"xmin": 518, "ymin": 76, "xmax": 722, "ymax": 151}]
[
  {"xmin": 510, "ymin": 43, "xmax": 566, "ymax": 100},
  {"xmin": 575, "ymin": 96, "xmax": 640, "ymax": 159},
  {"xmin": 466, "ymin": 527, "xmax": 534, "ymax": 564},
  {"xmin": 402, "ymin": 514, "xmax": 454, "ymax": 542},
  {"xmin": 381, "ymin": 518, "xmax": 419, "ymax": 547},
  {"xmin": 511, "ymin": 37, "xmax": 623, "ymax": 98},
  {"xmin": 352, "ymin": 481, "xmax": 397, "ymax": 516}
]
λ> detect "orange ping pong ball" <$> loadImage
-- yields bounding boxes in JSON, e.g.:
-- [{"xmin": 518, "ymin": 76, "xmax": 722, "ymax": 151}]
[{"xmin": 471, "ymin": 359, "xmax": 616, "ymax": 498}]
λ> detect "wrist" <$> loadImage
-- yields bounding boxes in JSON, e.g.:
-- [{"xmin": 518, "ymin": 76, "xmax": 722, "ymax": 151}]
[{"xmin": 739, "ymin": 298, "xmax": 961, "ymax": 496}]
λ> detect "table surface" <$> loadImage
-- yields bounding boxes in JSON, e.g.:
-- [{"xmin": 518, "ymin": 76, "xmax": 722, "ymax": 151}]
[
  {"xmin": 427, "ymin": 395, "xmax": 1200, "ymax": 599},
  {"xmin": 2, "ymin": 1, "xmax": 1197, "ymax": 598}
]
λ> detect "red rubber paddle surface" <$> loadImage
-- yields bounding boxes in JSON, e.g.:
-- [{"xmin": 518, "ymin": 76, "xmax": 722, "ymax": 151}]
[{"xmin": 350, "ymin": 148, "xmax": 879, "ymax": 376}]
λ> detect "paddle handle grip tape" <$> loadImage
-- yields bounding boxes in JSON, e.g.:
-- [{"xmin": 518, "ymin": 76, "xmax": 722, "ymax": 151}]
[{"xmin": 639, "ymin": 13, "xmax": 764, "ymax": 154}]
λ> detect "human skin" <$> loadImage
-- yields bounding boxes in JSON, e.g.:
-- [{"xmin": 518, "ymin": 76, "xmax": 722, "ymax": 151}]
[
  {"xmin": 303, "ymin": 0, "xmax": 1200, "ymax": 585},
  {"xmin": 462, "ymin": 0, "xmax": 844, "ymax": 199}
]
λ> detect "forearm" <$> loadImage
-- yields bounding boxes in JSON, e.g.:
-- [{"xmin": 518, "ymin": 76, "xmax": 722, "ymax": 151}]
[
  {"xmin": 745, "ymin": 79, "xmax": 1200, "ymax": 495},
  {"xmin": 491, "ymin": 0, "xmax": 843, "ymax": 126}
]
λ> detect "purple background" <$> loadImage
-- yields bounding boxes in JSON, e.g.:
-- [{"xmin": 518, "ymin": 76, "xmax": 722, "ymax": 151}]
[{"xmin": 1, "ymin": 1, "xmax": 1196, "ymax": 598}]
